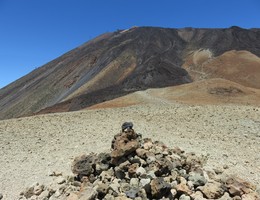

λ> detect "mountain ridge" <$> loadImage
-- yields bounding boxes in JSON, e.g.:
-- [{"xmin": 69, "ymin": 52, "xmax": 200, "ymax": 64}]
[{"xmin": 1, "ymin": 26, "xmax": 260, "ymax": 120}]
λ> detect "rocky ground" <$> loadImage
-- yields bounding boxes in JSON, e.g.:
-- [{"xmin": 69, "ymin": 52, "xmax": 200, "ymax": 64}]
[{"xmin": 0, "ymin": 103, "xmax": 260, "ymax": 199}]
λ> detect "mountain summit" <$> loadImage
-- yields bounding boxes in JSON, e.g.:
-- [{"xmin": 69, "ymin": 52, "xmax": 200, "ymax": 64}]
[{"xmin": 1, "ymin": 26, "xmax": 260, "ymax": 120}]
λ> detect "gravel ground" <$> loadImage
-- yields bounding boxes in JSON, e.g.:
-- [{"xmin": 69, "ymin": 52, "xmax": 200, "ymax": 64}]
[{"xmin": 0, "ymin": 103, "xmax": 260, "ymax": 199}]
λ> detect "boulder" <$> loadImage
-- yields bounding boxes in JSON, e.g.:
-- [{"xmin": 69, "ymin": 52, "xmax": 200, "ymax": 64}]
[{"xmin": 71, "ymin": 153, "xmax": 97, "ymax": 177}]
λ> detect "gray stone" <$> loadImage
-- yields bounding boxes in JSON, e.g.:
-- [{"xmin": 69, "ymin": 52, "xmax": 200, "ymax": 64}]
[
  {"xmin": 146, "ymin": 171, "xmax": 156, "ymax": 179},
  {"xmin": 125, "ymin": 188, "xmax": 139, "ymax": 198},
  {"xmin": 129, "ymin": 156, "xmax": 142, "ymax": 165},
  {"xmin": 136, "ymin": 166, "xmax": 146, "ymax": 176},
  {"xmin": 140, "ymin": 178, "xmax": 151, "ymax": 193},
  {"xmin": 170, "ymin": 189, "xmax": 177, "ymax": 199},
  {"xmin": 104, "ymin": 193, "xmax": 115, "ymax": 200},
  {"xmin": 179, "ymin": 194, "xmax": 191, "ymax": 200},
  {"xmin": 0, "ymin": 194, "xmax": 3, "ymax": 200},
  {"xmin": 114, "ymin": 166, "xmax": 125, "ymax": 179},
  {"xmin": 130, "ymin": 178, "xmax": 139, "ymax": 188},
  {"xmin": 146, "ymin": 153, "xmax": 156, "ymax": 164},
  {"xmin": 188, "ymin": 172, "xmax": 207, "ymax": 187},
  {"xmin": 120, "ymin": 182, "xmax": 131, "ymax": 193}
]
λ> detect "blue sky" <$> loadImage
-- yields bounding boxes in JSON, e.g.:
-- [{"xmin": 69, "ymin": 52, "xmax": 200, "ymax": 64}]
[{"xmin": 0, "ymin": 0, "xmax": 260, "ymax": 88}]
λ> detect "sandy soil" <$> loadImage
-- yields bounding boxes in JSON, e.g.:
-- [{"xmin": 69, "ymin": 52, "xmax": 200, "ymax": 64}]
[{"xmin": 0, "ymin": 102, "xmax": 260, "ymax": 199}]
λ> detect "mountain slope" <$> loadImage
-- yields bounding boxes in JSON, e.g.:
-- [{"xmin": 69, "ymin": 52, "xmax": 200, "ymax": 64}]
[
  {"xmin": 183, "ymin": 50, "xmax": 260, "ymax": 88},
  {"xmin": 1, "ymin": 26, "xmax": 260, "ymax": 120},
  {"xmin": 87, "ymin": 78, "xmax": 260, "ymax": 109}
]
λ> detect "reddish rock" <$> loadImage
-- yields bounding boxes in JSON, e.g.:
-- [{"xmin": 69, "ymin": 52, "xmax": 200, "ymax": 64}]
[
  {"xmin": 128, "ymin": 163, "xmax": 139, "ymax": 177},
  {"xmin": 135, "ymin": 148, "xmax": 148, "ymax": 159},
  {"xmin": 111, "ymin": 129, "xmax": 141, "ymax": 164},
  {"xmin": 226, "ymin": 177, "xmax": 256, "ymax": 196},
  {"xmin": 175, "ymin": 177, "xmax": 193, "ymax": 195},
  {"xmin": 150, "ymin": 177, "xmax": 171, "ymax": 198},
  {"xmin": 241, "ymin": 192, "xmax": 260, "ymax": 200},
  {"xmin": 198, "ymin": 180, "xmax": 225, "ymax": 199},
  {"xmin": 143, "ymin": 138, "xmax": 153, "ymax": 150}
]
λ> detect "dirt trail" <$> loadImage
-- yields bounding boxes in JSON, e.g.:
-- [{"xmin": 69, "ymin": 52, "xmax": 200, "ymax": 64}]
[{"xmin": 0, "ymin": 103, "xmax": 260, "ymax": 199}]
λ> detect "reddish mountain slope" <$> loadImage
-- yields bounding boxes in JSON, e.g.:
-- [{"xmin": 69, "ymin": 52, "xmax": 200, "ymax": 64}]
[
  {"xmin": 88, "ymin": 78, "xmax": 260, "ymax": 109},
  {"xmin": 183, "ymin": 50, "xmax": 260, "ymax": 88}
]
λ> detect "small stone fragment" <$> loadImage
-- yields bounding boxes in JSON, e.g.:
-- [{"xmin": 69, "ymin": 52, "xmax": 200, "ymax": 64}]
[
  {"xmin": 38, "ymin": 190, "xmax": 50, "ymax": 200},
  {"xmin": 97, "ymin": 183, "xmax": 109, "ymax": 199},
  {"xmin": 188, "ymin": 172, "xmax": 207, "ymax": 187},
  {"xmin": 66, "ymin": 192, "xmax": 79, "ymax": 200},
  {"xmin": 136, "ymin": 167, "xmax": 146, "ymax": 176},
  {"xmin": 198, "ymin": 180, "xmax": 225, "ymax": 199},
  {"xmin": 56, "ymin": 177, "xmax": 66, "ymax": 184},
  {"xmin": 110, "ymin": 183, "xmax": 120, "ymax": 194},
  {"xmin": 130, "ymin": 178, "xmax": 139, "ymax": 188},
  {"xmin": 241, "ymin": 192, "xmax": 260, "ymax": 200},
  {"xmin": 125, "ymin": 188, "xmax": 139, "ymax": 199},
  {"xmin": 114, "ymin": 166, "xmax": 125, "ymax": 179},
  {"xmin": 128, "ymin": 163, "xmax": 139, "ymax": 177},
  {"xmin": 226, "ymin": 177, "xmax": 256, "ymax": 196},
  {"xmin": 78, "ymin": 186, "xmax": 98, "ymax": 200},
  {"xmin": 217, "ymin": 192, "xmax": 232, "ymax": 200},
  {"xmin": 179, "ymin": 194, "xmax": 191, "ymax": 200},
  {"xmin": 136, "ymin": 148, "xmax": 148, "ymax": 159},
  {"xmin": 143, "ymin": 138, "xmax": 153, "ymax": 150},
  {"xmin": 150, "ymin": 177, "xmax": 171, "ymax": 198}
]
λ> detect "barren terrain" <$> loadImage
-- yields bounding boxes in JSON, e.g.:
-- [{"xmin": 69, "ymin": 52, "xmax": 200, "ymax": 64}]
[{"xmin": 1, "ymin": 101, "xmax": 260, "ymax": 199}]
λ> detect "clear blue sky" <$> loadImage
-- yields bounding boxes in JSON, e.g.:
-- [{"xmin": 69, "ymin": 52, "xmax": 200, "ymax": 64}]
[{"xmin": 0, "ymin": 0, "xmax": 260, "ymax": 89}]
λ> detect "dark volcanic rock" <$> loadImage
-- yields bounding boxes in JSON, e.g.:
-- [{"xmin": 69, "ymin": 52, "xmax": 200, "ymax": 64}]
[
  {"xmin": 71, "ymin": 153, "xmax": 97, "ymax": 177},
  {"xmin": 150, "ymin": 177, "xmax": 171, "ymax": 198},
  {"xmin": 1, "ymin": 27, "xmax": 260, "ymax": 120}
]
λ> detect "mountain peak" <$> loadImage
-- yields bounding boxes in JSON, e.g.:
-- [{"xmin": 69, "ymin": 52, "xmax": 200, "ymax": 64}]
[{"xmin": 0, "ymin": 27, "xmax": 260, "ymax": 120}]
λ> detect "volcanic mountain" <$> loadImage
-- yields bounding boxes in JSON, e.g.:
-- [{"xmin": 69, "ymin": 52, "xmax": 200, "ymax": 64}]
[{"xmin": 0, "ymin": 26, "xmax": 260, "ymax": 120}]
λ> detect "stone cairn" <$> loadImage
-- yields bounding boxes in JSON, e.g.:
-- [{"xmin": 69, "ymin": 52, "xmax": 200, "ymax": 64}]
[{"xmin": 19, "ymin": 122, "xmax": 259, "ymax": 200}]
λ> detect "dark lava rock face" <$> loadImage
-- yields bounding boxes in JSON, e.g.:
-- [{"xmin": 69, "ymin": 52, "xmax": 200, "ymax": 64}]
[{"xmin": 1, "ymin": 26, "xmax": 260, "ymax": 120}]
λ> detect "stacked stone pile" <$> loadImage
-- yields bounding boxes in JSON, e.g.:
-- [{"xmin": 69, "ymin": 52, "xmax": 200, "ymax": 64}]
[{"xmin": 19, "ymin": 123, "xmax": 259, "ymax": 200}]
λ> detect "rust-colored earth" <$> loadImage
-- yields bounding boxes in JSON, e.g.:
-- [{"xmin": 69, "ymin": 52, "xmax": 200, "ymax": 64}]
[{"xmin": 88, "ymin": 78, "xmax": 260, "ymax": 110}]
